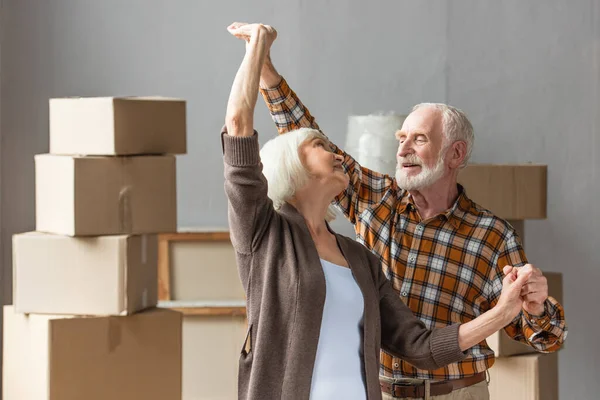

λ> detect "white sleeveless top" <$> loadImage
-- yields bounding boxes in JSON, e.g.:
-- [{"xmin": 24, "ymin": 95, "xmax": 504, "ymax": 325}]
[{"xmin": 309, "ymin": 259, "xmax": 367, "ymax": 400}]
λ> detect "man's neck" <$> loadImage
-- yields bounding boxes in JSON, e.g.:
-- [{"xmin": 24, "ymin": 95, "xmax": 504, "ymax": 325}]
[{"xmin": 408, "ymin": 178, "xmax": 460, "ymax": 220}]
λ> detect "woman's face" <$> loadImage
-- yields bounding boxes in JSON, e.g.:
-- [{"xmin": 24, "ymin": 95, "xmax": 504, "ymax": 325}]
[{"xmin": 298, "ymin": 136, "xmax": 349, "ymax": 194}]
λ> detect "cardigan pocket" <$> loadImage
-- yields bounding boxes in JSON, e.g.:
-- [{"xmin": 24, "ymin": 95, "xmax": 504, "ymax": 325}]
[
  {"xmin": 241, "ymin": 323, "xmax": 253, "ymax": 356},
  {"xmin": 238, "ymin": 324, "xmax": 254, "ymax": 399}
]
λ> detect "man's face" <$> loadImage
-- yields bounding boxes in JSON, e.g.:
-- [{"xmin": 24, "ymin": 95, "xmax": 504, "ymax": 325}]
[{"xmin": 394, "ymin": 106, "xmax": 446, "ymax": 190}]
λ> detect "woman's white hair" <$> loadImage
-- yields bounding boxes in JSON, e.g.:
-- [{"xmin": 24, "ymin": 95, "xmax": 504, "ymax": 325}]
[
  {"xmin": 260, "ymin": 128, "xmax": 338, "ymax": 222},
  {"xmin": 412, "ymin": 103, "xmax": 474, "ymax": 168}
]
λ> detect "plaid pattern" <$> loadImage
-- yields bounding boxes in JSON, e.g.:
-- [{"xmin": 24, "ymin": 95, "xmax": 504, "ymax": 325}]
[{"xmin": 259, "ymin": 78, "xmax": 567, "ymax": 380}]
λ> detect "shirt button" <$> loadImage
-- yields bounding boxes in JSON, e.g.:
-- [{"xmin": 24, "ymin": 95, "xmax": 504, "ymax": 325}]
[
  {"xmin": 402, "ymin": 292, "xmax": 408, "ymax": 297},
  {"xmin": 394, "ymin": 362, "xmax": 400, "ymax": 368},
  {"xmin": 409, "ymin": 256, "xmax": 416, "ymax": 262},
  {"xmin": 416, "ymin": 225, "xmax": 423, "ymax": 231}
]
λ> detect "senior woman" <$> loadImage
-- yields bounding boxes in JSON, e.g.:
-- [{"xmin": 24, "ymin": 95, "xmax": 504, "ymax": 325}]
[{"xmin": 222, "ymin": 23, "xmax": 530, "ymax": 400}]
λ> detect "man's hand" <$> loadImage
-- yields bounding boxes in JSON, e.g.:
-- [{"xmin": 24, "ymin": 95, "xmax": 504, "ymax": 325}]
[
  {"xmin": 496, "ymin": 265, "xmax": 533, "ymax": 323},
  {"xmin": 503, "ymin": 264, "xmax": 548, "ymax": 316}
]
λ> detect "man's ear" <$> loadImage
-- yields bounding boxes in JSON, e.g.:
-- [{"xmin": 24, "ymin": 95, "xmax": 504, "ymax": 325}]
[{"xmin": 448, "ymin": 140, "xmax": 467, "ymax": 169}]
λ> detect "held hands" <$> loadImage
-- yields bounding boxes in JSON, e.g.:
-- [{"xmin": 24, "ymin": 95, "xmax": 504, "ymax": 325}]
[
  {"xmin": 496, "ymin": 265, "xmax": 534, "ymax": 322},
  {"xmin": 227, "ymin": 22, "xmax": 282, "ymax": 88},
  {"xmin": 503, "ymin": 264, "xmax": 548, "ymax": 316},
  {"xmin": 227, "ymin": 22, "xmax": 277, "ymax": 49}
]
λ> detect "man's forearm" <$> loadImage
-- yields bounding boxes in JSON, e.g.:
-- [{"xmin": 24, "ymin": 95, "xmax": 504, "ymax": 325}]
[
  {"xmin": 260, "ymin": 54, "xmax": 282, "ymax": 89},
  {"xmin": 226, "ymin": 28, "xmax": 270, "ymax": 137}
]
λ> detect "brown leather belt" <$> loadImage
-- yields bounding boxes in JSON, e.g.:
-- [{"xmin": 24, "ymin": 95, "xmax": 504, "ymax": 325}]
[{"xmin": 380, "ymin": 372, "xmax": 486, "ymax": 398}]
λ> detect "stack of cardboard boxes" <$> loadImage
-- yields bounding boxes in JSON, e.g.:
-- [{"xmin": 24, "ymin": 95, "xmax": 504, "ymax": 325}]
[
  {"xmin": 4, "ymin": 97, "xmax": 187, "ymax": 400},
  {"xmin": 459, "ymin": 164, "xmax": 562, "ymax": 400}
]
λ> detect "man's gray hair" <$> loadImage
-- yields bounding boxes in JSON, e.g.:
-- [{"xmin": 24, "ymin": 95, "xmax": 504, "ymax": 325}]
[
  {"xmin": 412, "ymin": 103, "xmax": 474, "ymax": 167},
  {"xmin": 259, "ymin": 128, "xmax": 337, "ymax": 222}
]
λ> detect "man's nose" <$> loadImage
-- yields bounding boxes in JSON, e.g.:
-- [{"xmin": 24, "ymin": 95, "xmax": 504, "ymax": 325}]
[{"xmin": 397, "ymin": 141, "xmax": 413, "ymax": 158}]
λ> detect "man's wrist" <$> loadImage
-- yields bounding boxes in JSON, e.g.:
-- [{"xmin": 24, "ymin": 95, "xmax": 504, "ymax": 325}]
[
  {"xmin": 259, "ymin": 76, "xmax": 282, "ymax": 89},
  {"xmin": 260, "ymin": 55, "xmax": 282, "ymax": 88},
  {"xmin": 522, "ymin": 301, "xmax": 554, "ymax": 329},
  {"xmin": 524, "ymin": 303, "xmax": 546, "ymax": 317}
]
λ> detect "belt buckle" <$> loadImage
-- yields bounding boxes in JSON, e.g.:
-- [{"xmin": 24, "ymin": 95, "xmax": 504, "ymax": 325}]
[{"xmin": 390, "ymin": 381, "xmax": 418, "ymax": 397}]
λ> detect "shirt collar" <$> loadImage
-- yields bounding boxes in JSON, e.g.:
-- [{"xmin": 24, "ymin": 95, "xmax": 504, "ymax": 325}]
[{"xmin": 398, "ymin": 184, "xmax": 471, "ymax": 229}]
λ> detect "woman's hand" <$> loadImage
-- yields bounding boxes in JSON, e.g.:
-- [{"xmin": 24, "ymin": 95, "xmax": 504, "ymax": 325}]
[{"xmin": 225, "ymin": 22, "xmax": 276, "ymax": 137}]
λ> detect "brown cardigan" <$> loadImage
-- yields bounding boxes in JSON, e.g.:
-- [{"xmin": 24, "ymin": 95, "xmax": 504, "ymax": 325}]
[{"xmin": 222, "ymin": 130, "xmax": 466, "ymax": 400}]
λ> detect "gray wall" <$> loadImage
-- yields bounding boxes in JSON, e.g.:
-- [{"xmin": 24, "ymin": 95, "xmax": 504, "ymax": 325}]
[{"xmin": 1, "ymin": 1, "xmax": 597, "ymax": 398}]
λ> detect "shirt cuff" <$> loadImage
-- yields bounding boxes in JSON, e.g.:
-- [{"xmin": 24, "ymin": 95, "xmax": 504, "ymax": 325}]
[
  {"xmin": 221, "ymin": 125, "xmax": 260, "ymax": 167},
  {"xmin": 259, "ymin": 77, "xmax": 291, "ymax": 105},
  {"xmin": 522, "ymin": 301, "xmax": 553, "ymax": 331}
]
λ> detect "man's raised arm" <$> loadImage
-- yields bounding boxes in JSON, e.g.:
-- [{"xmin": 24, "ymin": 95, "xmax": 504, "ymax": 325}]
[
  {"xmin": 259, "ymin": 55, "xmax": 321, "ymax": 133},
  {"xmin": 258, "ymin": 52, "xmax": 397, "ymax": 224}
]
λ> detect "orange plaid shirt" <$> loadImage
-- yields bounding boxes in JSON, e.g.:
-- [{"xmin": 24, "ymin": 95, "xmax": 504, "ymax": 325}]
[{"xmin": 260, "ymin": 78, "xmax": 567, "ymax": 380}]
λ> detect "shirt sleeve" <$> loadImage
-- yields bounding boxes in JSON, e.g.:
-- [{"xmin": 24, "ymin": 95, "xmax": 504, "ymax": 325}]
[
  {"xmin": 259, "ymin": 77, "xmax": 397, "ymax": 224},
  {"xmin": 487, "ymin": 229, "xmax": 568, "ymax": 353}
]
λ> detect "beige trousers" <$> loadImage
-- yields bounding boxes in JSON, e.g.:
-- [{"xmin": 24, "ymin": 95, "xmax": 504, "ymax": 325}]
[{"xmin": 380, "ymin": 377, "xmax": 489, "ymax": 400}]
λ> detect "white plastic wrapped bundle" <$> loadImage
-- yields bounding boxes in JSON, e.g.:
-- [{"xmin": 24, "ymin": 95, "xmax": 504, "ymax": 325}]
[{"xmin": 345, "ymin": 114, "xmax": 406, "ymax": 176}]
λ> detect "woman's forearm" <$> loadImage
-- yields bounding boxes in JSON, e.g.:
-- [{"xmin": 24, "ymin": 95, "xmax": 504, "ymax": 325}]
[
  {"xmin": 458, "ymin": 307, "xmax": 511, "ymax": 351},
  {"xmin": 226, "ymin": 26, "xmax": 270, "ymax": 137}
]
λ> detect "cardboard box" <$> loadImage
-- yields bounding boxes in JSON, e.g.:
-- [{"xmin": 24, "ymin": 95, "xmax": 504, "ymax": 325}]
[
  {"xmin": 489, "ymin": 352, "xmax": 558, "ymax": 400},
  {"xmin": 13, "ymin": 232, "xmax": 158, "ymax": 316},
  {"xmin": 486, "ymin": 271, "xmax": 563, "ymax": 357},
  {"xmin": 49, "ymin": 97, "xmax": 186, "ymax": 155},
  {"xmin": 181, "ymin": 314, "xmax": 247, "ymax": 400},
  {"xmin": 2, "ymin": 306, "xmax": 182, "ymax": 400},
  {"xmin": 35, "ymin": 154, "xmax": 177, "ymax": 236},
  {"xmin": 458, "ymin": 164, "xmax": 547, "ymax": 219}
]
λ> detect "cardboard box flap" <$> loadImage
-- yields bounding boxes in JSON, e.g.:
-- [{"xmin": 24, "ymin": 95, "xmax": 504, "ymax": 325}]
[{"xmin": 124, "ymin": 235, "xmax": 158, "ymax": 314}]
